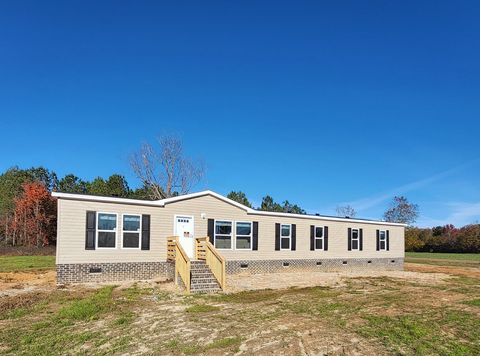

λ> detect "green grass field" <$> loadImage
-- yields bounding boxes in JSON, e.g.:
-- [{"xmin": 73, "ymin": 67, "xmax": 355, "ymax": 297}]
[
  {"xmin": 406, "ymin": 252, "xmax": 480, "ymax": 261},
  {"xmin": 0, "ymin": 255, "xmax": 55, "ymax": 273}
]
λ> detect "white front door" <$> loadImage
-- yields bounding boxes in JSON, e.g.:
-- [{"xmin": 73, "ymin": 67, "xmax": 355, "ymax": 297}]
[{"xmin": 174, "ymin": 215, "xmax": 195, "ymax": 259}]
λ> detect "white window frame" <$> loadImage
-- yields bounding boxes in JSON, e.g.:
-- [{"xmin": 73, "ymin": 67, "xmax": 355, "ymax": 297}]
[
  {"xmin": 379, "ymin": 230, "xmax": 387, "ymax": 251},
  {"xmin": 280, "ymin": 224, "xmax": 291, "ymax": 250},
  {"xmin": 96, "ymin": 212, "xmax": 118, "ymax": 249},
  {"xmin": 235, "ymin": 221, "xmax": 253, "ymax": 250},
  {"xmin": 351, "ymin": 228, "xmax": 360, "ymax": 251},
  {"xmin": 121, "ymin": 214, "xmax": 142, "ymax": 249},
  {"xmin": 214, "ymin": 220, "xmax": 233, "ymax": 250},
  {"xmin": 314, "ymin": 225, "xmax": 324, "ymax": 251}
]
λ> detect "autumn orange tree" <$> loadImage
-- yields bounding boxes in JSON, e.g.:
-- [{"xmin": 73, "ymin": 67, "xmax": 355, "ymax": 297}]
[{"xmin": 9, "ymin": 182, "xmax": 57, "ymax": 247}]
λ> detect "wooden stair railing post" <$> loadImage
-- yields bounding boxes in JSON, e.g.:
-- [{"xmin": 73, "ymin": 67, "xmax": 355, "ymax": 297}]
[
  {"xmin": 195, "ymin": 237, "xmax": 226, "ymax": 291},
  {"xmin": 174, "ymin": 236, "xmax": 191, "ymax": 293},
  {"xmin": 167, "ymin": 236, "xmax": 177, "ymax": 262},
  {"xmin": 195, "ymin": 237, "xmax": 207, "ymax": 261}
]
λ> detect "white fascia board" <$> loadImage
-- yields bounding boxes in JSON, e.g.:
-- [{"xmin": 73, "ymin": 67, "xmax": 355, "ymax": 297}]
[
  {"xmin": 246, "ymin": 209, "xmax": 408, "ymax": 227},
  {"xmin": 51, "ymin": 192, "xmax": 163, "ymax": 207}
]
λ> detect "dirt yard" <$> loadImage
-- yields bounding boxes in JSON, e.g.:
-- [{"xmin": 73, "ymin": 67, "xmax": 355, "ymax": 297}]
[{"xmin": 0, "ymin": 258, "xmax": 479, "ymax": 355}]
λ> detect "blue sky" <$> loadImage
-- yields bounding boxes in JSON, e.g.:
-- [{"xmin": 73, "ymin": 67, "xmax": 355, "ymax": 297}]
[{"xmin": 1, "ymin": 1, "xmax": 479, "ymax": 227}]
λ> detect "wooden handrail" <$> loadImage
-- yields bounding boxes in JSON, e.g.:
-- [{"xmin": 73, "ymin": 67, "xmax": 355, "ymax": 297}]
[
  {"xmin": 174, "ymin": 236, "xmax": 191, "ymax": 293},
  {"xmin": 195, "ymin": 237, "xmax": 226, "ymax": 290},
  {"xmin": 166, "ymin": 236, "xmax": 176, "ymax": 262}
]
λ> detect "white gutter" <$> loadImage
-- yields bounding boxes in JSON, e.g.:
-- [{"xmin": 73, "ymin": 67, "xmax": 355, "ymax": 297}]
[
  {"xmin": 246, "ymin": 209, "xmax": 408, "ymax": 227},
  {"xmin": 51, "ymin": 192, "xmax": 164, "ymax": 207}
]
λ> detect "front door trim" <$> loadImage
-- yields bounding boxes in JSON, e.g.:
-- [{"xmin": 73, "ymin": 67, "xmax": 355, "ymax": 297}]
[{"xmin": 174, "ymin": 215, "xmax": 195, "ymax": 259}]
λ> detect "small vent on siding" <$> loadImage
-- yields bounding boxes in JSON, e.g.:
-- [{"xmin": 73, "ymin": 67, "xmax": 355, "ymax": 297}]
[
  {"xmin": 89, "ymin": 267, "xmax": 102, "ymax": 274},
  {"xmin": 342, "ymin": 261, "xmax": 348, "ymax": 265},
  {"xmin": 240, "ymin": 263, "xmax": 248, "ymax": 269},
  {"xmin": 316, "ymin": 261, "xmax": 322, "ymax": 266},
  {"xmin": 283, "ymin": 262, "xmax": 290, "ymax": 267}
]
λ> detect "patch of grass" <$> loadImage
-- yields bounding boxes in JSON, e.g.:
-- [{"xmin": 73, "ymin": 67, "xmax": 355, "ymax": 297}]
[
  {"xmin": 0, "ymin": 287, "xmax": 119, "ymax": 354},
  {"xmin": 286, "ymin": 300, "xmax": 350, "ymax": 316},
  {"xmin": 452, "ymin": 275, "xmax": 480, "ymax": 285},
  {"xmin": 164, "ymin": 339, "xmax": 180, "ymax": 349},
  {"xmin": 186, "ymin": 304, "xmax": 220, "ymax": 313},
  {"xmin": 360, "ymin": 311, "xmax": 480, "ymax": 355},
  {"xmin": 464, "ymin": 298, "xmax": 480, "ymax": 307},
  {"xmin": 0, "ymin": 255, "xmax": 55, "ymax": 272},
  {"xmin": 405, "ymin": 252, "xmax": 480, "ymax": 261},
  {"xmin": 121, "ymin": 284, "xmax": 152, "ymax": 301},
  {"xmin": 182, "ymin": 344, "xmax": 202, "ymax": 354},
  {"xmin": 108, "ymin": 335, "xmax": 133, "ymax": 353},
  {"xmin": 215, "ymin": 289, "xmax": 279, "ymax": 303},
  {"xmin": 214, "ymin": 286, "xmax": 327, "ymax": 304},
  {"xmin": 163, "ymin": 337, "xmax": 241, "ymax": 354},
  {"xmin": 206, "ymin": 336, "xmax": 242, "ymax": 350},
  {"xmin": 113, "ymin": 311, "xmax": 135, "ymax": 326},
  {"xmin": 2, "ymin": 307, "xmax": 29, "ymax": 319},
  {"xmin": 2, "ymin": 321, "xmax": 104, "ymax": 355},
  {"xmin": 0, "ymin": 292, "xmax": 51, "ymax": 320},
  {"xmin": 58, "ymin": 286, "xmax": 115, "ymax": 321}
]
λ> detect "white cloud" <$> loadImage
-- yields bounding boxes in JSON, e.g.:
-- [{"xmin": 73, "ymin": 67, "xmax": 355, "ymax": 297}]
[
  {"xmin": 416, "ymin": 201, "xmax": 480, "ymax": 227},
  {"xmin": 343, "ymin": 159, "xmax": 480, "ymax": 212}
]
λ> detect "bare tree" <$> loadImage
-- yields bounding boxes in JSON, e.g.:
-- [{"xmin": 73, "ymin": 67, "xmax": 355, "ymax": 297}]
[
  {"xmin": 130, "ymin": 135, "xmax": 205, "ymax": 200},
  {"xmin": 383, "ymin": 196, "xmax": 419, "ymax": 225},
  {"xmin": 336, "ymin": 205, "xmax": 357, "ymax": 218}
]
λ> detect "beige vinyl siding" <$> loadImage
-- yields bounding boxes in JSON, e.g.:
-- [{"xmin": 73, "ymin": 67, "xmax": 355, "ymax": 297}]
[
  {"xmin": 56, "ymin": 199, "xmax": 167, "ymax": 264},
  {"xmin": 57, "ymin": 194, "xmax": 404, "ymax": 264},
  {"xmin": 164, "ymin": 195, "xmax": 404, "ymax": 260}
]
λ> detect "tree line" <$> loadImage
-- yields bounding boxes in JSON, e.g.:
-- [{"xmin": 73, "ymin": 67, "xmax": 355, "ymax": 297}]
[
  {"xmin": 406, "ymin": 224, "xmax": 480, "ymax": 253},
  {"xmin": 226, "ymin": 191, "xmax": 307, "ymax": 214}
]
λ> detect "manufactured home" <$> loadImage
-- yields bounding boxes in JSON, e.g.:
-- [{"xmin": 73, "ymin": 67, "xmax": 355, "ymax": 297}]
[{"xmin": 53, "ymin": 190, "xmax": 406, "ymax": 293}]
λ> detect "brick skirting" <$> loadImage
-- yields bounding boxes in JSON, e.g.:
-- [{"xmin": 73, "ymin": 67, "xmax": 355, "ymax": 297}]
[
  {"xmin": 226, "ymin": 258, "xmax": 404, "ymax": 275},
  {"xmin": 57, "ymin": 258, "xmax": 403, "ymax": 284},
  {"xmin": 57, "ymin": 262, "xmax": 174, "ymax": 284}
]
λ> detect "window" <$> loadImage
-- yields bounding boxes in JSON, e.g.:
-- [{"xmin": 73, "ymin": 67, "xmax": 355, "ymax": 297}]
[
  {"xmin": 351, "ymin": 229, "xmax": 359, "ymax": 250},
  {"xmin": 236, "ymin": 222, "xmax": 252, "ymax": 249},
  {"xmin": 280, "ymin": 224, "xmax": 291, "ymax": 250},
  {"xmin": 122, "ymin": 214, "xmax": 141, "ymax": 248},
  {"xmin": 315, "ymin": 226, "xmax": 324, "ymax": 250},
  {"xmin": 97, "ymin": 213, "xmax": 117, "ymax": 248},
  {"xmin": 379, "ymin": 230, "xmax": 386, "ymax": 250},
  {"xmin": 215, "ymin": 220, "xmax": 232, "ymax": 249}
]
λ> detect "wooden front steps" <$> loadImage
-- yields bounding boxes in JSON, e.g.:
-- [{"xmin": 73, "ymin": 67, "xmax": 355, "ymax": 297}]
[
  {"xmin": 167, "ymin": 236, "xmax": 226, "ymax": 294},
  {"xmin": 190, "ymin": 260, "xmax": 222, "ymax": 293}
]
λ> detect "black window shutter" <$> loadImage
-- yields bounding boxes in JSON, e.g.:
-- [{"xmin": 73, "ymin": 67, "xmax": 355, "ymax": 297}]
[
  {"xmin": 252, "ymin": 222, "xmax": 259, "ymax": 250},
  {"xmin": 141, "ymin": 214, "xmax": 150, "ymax": 250},
  {"xmin": 324, "ymin": 226, "xmax": 329, "ymax": 251},
  {"xmin": 275, "ymin": 223, "xmax": 280, "ymax": 250},
  {"xmin": 85, "ymin": 211, "xmax": 96, "ymax": 250},
  {"xmin": 347, "ymin": 228, "xmax": 352, "ymax": 251},
  {"xmin": 376, "ymin": 230, "xmax": 380, "ymax": 251},
  {"xmin": 386, "ymin": 230, "xmax": 390, "ymax": 251},
  {"xmin": 207, "ymin": 219, "xmax": 215, "ymax": 245},
  {"xmin": 359, "ymin": 228, "xmax": 363, "ymax": 251},
  {"xmin": 310, "ymin": 225, "xmax": 315, "ymax": 251},
  {"xmin": 291, "ymin": 224, "xmax": 296, "ymax": 251}
]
